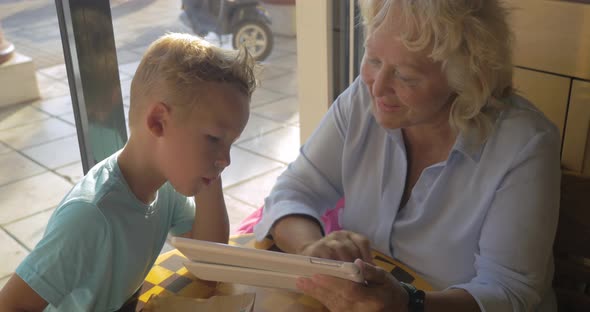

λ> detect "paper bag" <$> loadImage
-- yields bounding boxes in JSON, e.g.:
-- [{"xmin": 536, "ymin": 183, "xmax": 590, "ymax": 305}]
[{"xmin": 142, "ymin": 293, "xmax": 255, "ymax": 312}]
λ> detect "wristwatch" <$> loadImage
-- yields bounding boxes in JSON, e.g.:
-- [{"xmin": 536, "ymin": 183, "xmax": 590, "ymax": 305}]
[{"xmin": 399, "ymin": 282, "xmax": 425, "ymax": 312}]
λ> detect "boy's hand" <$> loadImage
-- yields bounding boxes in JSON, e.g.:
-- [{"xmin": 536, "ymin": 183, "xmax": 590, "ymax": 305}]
[
  {"xmin": 297, "ymin": 230, "xmax": 374, "ymax": 264},
  {"xmin": 191, "ymin": 178, "xmax": 229, "ymax": 243},
  {"xmin": 296, "ymin": 259, "xmax": 409, "ymax": 312}
]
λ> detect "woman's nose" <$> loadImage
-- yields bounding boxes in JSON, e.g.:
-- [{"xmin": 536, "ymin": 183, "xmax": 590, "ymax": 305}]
[{"xmin": 372, "ymin": 69, "xmax": 393, "ymax": 97}]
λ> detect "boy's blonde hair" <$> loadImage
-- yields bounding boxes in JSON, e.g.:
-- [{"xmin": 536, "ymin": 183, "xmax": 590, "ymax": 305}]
[
  {"xmin": 129, "ymin": 33, "xmax": 256, "ymax": 127},
  {"xmin": 359, "ymin": 0, "xmax": 514, "ymax": 141}
]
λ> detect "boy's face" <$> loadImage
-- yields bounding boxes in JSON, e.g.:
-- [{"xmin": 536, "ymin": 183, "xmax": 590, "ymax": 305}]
[{"xmin": 152, "ymin": 82, "xmax": 249, "ymax": 196}]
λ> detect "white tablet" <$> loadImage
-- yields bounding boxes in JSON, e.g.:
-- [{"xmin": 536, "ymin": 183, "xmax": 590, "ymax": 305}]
[{"xmin": 170, "ymin": 237, "xmax": 364, "ymax": 291}]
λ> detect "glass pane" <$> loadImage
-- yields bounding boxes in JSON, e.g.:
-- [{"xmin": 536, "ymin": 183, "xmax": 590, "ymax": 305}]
[
  {"xmin": 0, "ymin": 0, "xmax": 81, "ymax": 280},
  {"xmin": 0, "ymin": 1, "xmax": 300, "ymax": 282},
  {"xmin": 332, "ymin": 0, "xmax": 363, "ymax": 99}
]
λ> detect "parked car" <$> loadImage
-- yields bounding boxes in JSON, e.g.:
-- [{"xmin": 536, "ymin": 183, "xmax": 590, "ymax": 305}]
[{"xmin": 181, "ymin": 0, "xmax": 274, "ymax": 61}]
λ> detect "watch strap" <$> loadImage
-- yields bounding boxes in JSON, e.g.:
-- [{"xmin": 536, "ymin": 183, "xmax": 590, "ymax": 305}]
[{"xmin": 399, "ymin": 282, "xmax": 425, "ymax": 312}]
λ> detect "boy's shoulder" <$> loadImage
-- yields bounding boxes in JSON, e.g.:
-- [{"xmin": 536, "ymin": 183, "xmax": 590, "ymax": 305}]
[
  {"xmin": 46, "ymin": 198, "xmax": 108, "ymax": 237},
  {"xmin": 42, "ymin": 154, "xmax": 124, "ymax": 245},
  {"xmin": 61, "ymin": 151, "xmax": 129, "ymax": 207}
]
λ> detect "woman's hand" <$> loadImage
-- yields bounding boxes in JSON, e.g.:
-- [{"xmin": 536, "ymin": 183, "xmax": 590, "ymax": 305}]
[
  {"xmin": 296, "ymin": 259, "xmax": 409, "ymax": 312},
  {"xmin": 297, "ymin": 230, "xmax": 374, "ymax": 264}
]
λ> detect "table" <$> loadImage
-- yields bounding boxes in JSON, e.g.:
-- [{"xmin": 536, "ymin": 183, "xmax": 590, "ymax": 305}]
[{"xmin": 135, "ymin": 234, "xmax": 432, "ymax": 311}]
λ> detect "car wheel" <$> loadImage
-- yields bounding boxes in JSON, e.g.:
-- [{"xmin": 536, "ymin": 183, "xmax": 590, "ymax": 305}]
[{"xmin": 232, "ymin": 21, "xmax": 273, "ymax": 61}]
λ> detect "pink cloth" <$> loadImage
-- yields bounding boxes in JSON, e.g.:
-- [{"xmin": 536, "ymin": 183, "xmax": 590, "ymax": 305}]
[{"xmin": 235, "ymin": 198, "xmax": 345, "ymax": 235}]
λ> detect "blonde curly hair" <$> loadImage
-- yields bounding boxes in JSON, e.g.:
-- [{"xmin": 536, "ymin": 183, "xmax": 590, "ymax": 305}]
[
  {"xmin": 129, "ymin": 33, "xmax": 257, "ymax": 127},
  {"xmin": 359, "ymin": 0, "xmax": 514, "ymax": 141}
]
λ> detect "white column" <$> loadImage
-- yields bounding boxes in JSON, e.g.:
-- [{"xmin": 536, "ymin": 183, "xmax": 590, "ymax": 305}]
[{"xmin": 295, "ymin": 0, "xmax": 333, "ymax": 144}]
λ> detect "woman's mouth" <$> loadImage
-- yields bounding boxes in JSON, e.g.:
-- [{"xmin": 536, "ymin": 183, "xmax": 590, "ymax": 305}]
[{"xmin": 376, "ymin": 99, "xmax": 401, "ymax": 112}]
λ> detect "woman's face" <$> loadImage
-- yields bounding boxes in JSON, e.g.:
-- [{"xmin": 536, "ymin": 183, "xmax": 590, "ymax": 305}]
[{"xmin": 360, "ymin": 17, "xmax": 454, "ymax": 130}]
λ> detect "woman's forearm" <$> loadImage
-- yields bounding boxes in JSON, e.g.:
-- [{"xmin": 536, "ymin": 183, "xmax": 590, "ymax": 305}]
[
  {"xmin": 270, "ymin": 215, "xmax": 324, "ymax": 254},
  {"xmin": 424, "ymin": 289, "xmax": 481, "ymax": 312}
]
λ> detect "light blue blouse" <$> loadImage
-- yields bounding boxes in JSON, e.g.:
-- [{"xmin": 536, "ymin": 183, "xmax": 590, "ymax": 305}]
[{"xmin": 254, "ymin": 77, "xmax": 561, "ymax": 311}]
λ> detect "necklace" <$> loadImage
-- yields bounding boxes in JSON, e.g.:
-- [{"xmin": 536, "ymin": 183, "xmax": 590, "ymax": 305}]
[{"xmin": 144, "ymin": 191, "xmax": 159, "ymax": 219}]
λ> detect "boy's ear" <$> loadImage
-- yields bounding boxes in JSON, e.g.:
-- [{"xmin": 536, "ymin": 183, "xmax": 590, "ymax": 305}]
[{"xmin": 146, "ymin": 102, "xmax": 171, "ymax": 138}]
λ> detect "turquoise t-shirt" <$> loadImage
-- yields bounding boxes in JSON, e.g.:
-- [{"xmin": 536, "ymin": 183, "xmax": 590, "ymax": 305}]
[{"xmin": 16, "ymin": 151, "xmax": 195, "ymax": 311}]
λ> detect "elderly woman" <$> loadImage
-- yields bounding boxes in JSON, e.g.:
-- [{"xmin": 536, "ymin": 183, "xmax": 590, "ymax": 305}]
[{"xmin": 253, "ymin": 0, "xmax": 561, "ymax": 311}]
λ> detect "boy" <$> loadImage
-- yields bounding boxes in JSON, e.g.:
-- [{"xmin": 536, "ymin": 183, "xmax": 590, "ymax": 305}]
[{"xmin": 0, "ymin": 33, "xmax": 256, "ymax": 311}]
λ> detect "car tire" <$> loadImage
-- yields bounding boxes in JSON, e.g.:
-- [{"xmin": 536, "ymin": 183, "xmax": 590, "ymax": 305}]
[{"xmin": 232, "ymin": 21, "xmax": 273, "ymax": 61}]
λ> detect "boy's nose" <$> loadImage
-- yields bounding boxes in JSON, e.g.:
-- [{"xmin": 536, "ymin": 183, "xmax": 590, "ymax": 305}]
[
  {"xmin": 214, "ymin": 160, "xmax": 229, "ymax": 169},
  {"xmin": 214, "ymin": 147, "xmax": 231, "ymax": 169},
  {"xmin": 214, "ymin": 153, "xmax": 230, "ymax": 169}
]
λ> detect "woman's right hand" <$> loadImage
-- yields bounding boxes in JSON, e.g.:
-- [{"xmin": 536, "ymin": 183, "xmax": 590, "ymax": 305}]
[
  {"xmin": 271, "ymin": 216, "xmax": 374, "ymax": 264},
  {"xmin": 297, "ymin": 230, "xmax": 374, "ymax": 264}
]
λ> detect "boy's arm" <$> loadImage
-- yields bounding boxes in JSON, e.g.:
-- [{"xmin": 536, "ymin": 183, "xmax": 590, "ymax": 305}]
[
  {"xmin": 182, "ymin": 178, "xmax": 229, "ymax": 243},
  {"xmin": 0, "ymin": 274, "xmax": 48, "ymax": 312}
]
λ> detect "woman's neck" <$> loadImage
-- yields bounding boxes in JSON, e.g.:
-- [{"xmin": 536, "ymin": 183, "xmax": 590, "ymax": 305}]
[{"xmin": 402, "ymin": 118, "xmax": 457, "ymax": 164}]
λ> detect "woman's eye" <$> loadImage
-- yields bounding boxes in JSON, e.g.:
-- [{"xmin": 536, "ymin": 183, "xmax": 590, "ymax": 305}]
[
  {"xmin": 368, "ymin": 58, "xmax": 381, "ymax": 66},
  {"xmin": 395, "ymin": 71, "xmax": 418, "ymax": 85}
]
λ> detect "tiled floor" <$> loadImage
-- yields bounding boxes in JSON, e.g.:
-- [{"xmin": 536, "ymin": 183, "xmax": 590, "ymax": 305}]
[{"xmin": 0, "ymin": 0, "xmax": 299, "ymax": 286}]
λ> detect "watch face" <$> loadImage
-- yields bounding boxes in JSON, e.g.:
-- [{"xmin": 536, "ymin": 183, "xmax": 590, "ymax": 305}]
[{"xmin": 409, "ymin": 290, "xmax": 426, "ymax": 312}]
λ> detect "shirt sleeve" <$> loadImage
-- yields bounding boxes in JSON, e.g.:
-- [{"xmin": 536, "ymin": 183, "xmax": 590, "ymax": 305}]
[
  {"xmin": 168, "ymin": 185, "xmax": 196, "ymax": 236},
  {"xmin": 450, "ymin": 129, "xmax": 561, "ymax": 311},
  {"xmin": 15, "ymin": 201, "xmax": 111, "ymax": 307},
  {"xmin": 253, "ymin": 78, "xmax": 361, "ymax": 240}
]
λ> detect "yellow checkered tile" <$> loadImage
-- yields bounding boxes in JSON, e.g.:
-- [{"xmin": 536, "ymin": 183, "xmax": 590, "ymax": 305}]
[{"xmin": 144, "ymin": 266, "xmax": 175, "ymax": 285}]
